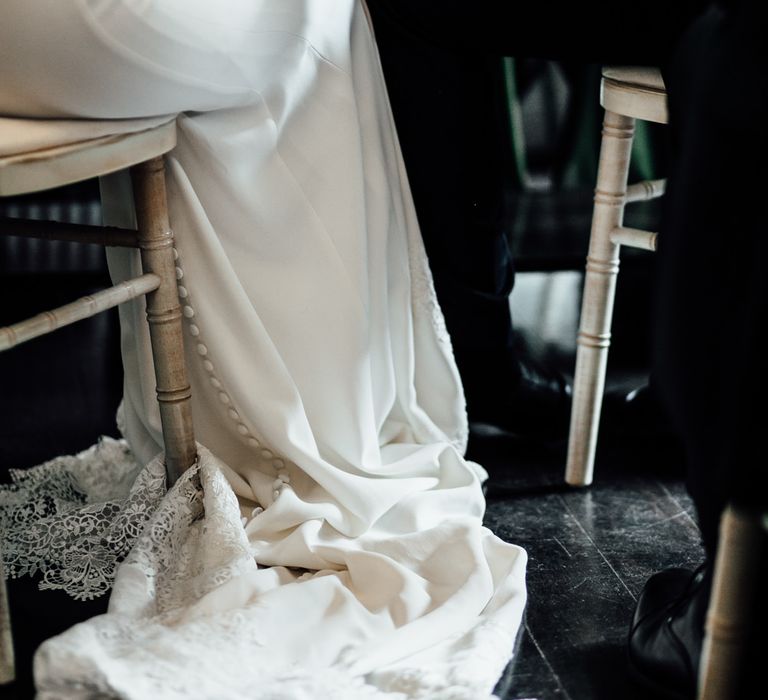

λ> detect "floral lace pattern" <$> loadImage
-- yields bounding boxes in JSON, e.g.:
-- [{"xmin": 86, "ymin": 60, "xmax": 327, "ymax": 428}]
[
  {"xmin": 0, "ymin": 438, "xmax": 260, "ymax": 609},
  {"xmin": 2, "ymin": 439, "xmax": 518, "ymax": 699},
  {"xmin": 110, "ymin": 445, "xmax": 257, "ymax": 616},
  {"xmin": 0, "ymin": 438, "xmax": 160, "ymax": 600},
  {"xmin": 398, "ymin": 166, "xmax": 469, "ymax": 455},
  {"xmin": 371, "ymin": 620, "xmax": 516, "ymax": 699},
  {"xmin": 35, "ymin": 621, "xmax": 419, "ymax": 700}
]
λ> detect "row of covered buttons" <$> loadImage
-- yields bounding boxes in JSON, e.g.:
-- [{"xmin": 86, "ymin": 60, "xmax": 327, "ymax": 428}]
[{"xmin": 173, "ymin": 247, "xmax": 291, "ymax": 508}]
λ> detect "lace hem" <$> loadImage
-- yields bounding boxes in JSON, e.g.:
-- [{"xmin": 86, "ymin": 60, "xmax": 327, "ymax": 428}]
[
  {"xmin": 2, "ymin": 440, "xmax": 517, "ymax": 699},
  {"xmin": 0, "ymin": 438, "xmax": 157, "ymax": 600},
  {"xmin": 0, "ymin": 438, "xmax": 259, "ymax": 608},
  {"xmin": 400, "ymin": 168, "xmax": 469, "ymax": 455}
]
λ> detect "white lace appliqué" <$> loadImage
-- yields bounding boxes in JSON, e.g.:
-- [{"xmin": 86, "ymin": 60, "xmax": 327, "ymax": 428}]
[
  {"xmin": 0, "ymin": 438, "xmax": 158, "ymax": 600},
  {"xmin": 0, "ymin": 438, "xmax": 257, "ymax": 609},
  {"xmin": 2, "ymin": 439, "xmax": 515, "ymax": 699}
]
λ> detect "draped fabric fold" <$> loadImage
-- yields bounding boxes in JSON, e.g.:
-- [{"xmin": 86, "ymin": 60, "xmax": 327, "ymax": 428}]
[{"xmin": 0, "ymin": 1, "xmax": 527, "ymax": 697}]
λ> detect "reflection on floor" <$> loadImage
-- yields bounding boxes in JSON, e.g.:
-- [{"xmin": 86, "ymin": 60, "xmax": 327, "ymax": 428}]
[{"xmin": 475, "ymin": 427, "xmax": 701, "ymax": 699}]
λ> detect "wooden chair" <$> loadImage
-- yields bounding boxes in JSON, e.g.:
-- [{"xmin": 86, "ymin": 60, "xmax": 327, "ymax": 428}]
[
  {"xmin": 565, "ymin": 67, "xmax": 667, "ymax": 488},
  {"xmin": 698, "ymin": 503, "xmax": 765, "ymax": 700},
  {"xmin": 565, "ymin": 69, "xmax": 766, "ymax": 700},
  {"xmin": 0, "ymin": 116, "xmax": 197, "ymax": 684}
]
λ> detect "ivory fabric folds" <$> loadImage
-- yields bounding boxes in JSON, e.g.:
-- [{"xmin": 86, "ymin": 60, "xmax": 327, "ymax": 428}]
[{"xmin": 0, "ymin": 1, "xmax": 527, "ymax": 698}]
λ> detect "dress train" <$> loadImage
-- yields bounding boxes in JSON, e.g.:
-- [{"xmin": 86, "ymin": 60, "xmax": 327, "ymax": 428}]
[{"xmin": 0, "ymin": 2, "xmax": 527, "ymax": 697}]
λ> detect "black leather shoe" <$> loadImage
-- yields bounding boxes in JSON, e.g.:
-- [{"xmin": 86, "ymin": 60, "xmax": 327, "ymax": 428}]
[
  {"xmin": 458, "ymin": 347, "xmax": 572, "ymax": 439},
  {"xmin": 628, "ymin": 565, "xmax": 709, "ymax": 700},
  {"xmin": 601, "ymin": 383, "xmax": 675, "ymax": 439}
]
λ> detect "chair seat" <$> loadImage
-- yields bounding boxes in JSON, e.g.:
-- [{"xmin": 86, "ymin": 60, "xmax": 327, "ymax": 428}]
[
  {"xmin": 0, "ymin": 116, "xmax": 176, "ymax": 196},
  {"xmin": 601, "ymin": 66, "xmax": 667, "ymax": 124}
]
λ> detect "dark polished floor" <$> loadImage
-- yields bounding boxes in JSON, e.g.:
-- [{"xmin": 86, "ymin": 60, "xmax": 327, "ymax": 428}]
[
  {"xmin": 480, "ymin": 429, "xmax": 701, "ymax": 699},
  {"xmin": 0, "ymin": 190, "xmax": 703, "ymax": 699}
]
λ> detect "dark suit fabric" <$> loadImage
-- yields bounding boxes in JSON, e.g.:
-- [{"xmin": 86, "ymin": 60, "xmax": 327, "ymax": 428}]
[
  {"xmin": 367, "ymin": 1, "xmax": 766, "ymax": 559},
  {"xmin": 657, "ymin": 1, "xmax": 767, "ymax": 557}
]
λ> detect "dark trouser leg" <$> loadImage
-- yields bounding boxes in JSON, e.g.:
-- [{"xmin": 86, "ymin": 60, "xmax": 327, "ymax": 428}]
[
  {"xmin": 368, "ymin": 4, "xmax": 518, "ymax": 403},
  {"xmin": 629, "ymin": 8, "xmax": 767, "ymax": 695},
  {"xmin": 367, "ymin": 1, "xmax": 707, "ymax": 421},
  {"xmin": 656, "ymin": 2, "xmax": 768, "ymax": 561}
]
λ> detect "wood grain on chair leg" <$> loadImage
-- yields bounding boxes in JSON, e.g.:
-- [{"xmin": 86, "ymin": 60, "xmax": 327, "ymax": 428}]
[
  {"xmin": 566, "ymin": 111, "xmax": 635, "ymax": 486},
  {"xmin": 698, "ymin": 505, "xmax": 762, "ymax": 700},
  {"xmin": 131, "ymin": 157, "xmax": 197, "ymax": 485},
  {"xmin": 0, "ymin": 553, "xmax": 14, "ymax": 684}
]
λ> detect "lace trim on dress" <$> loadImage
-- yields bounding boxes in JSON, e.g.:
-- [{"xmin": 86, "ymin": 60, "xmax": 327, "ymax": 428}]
[
  {"xmin": 110, "ymin": 443, "xmax": 256, "ymax": 616},
  {"xmin": 2, "ymin": 439, "xmax": 515, "ymax": 699},
  {"xmin": 370, "ymin": 619, "xmax": 516, "ymax": 699},
  {"xmin": 0, "ymin": 438, "xmax": 155, "ymax": 600},
  {"xmin": 403, "ymin": 203, "xmax": 470, "ymax": 453},
  {"xmin": 0, "ymin": 439, "xmax": 259, "ymax": 606}
]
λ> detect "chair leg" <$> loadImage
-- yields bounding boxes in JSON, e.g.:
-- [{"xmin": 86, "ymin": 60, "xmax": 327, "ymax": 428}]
[
  {"xmin": 698, "ymin": 505, "xmax": 762, "ymax": 700},
  {"xmin": 566, "ymin": 110, "xmax": 634, "ymax": 486},
  {"xmin": 0, "ymin": 554, "xmax": 14, "ymax": 685},
  {"xmin": 131, "ymin": 157, "xmax": 197, "ymax": 485}
]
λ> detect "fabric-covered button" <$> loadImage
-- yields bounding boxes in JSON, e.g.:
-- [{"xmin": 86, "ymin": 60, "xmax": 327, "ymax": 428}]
[
  {"xmin": 189, "ymin": 325, "xmax": 200, "ymax": 337},
  {"xmin": 197, "ymin": 343, "xmax": 208, "ymax": 355},
  {"xmin": 228, "ymin": 409, "xmax": 240, "ymax": 420},
  {"xmin": 248, "ymin": 438, "xmax": 260, "ymax": 449},
  {"xmin": 237, "ymin": 424, "xmax": 248, "ymax": 435},
  {"xmin": 183, "ymin": 306, "xmax": 195, "ymax": 318},
  {"xmin": 175, "ymin": 267, "xmax": 184, "ymax": 280},
  {"xmin": 209, "ymin": 377, "xmax": 222, "ymax": 389},
  {"xmin": 219, "ymin": 392, "xmax": 230, "ymax": 405},
  {"xmin": 203, "ymin": 360, "xmax": 214, "ymax": 373},
  {"xmin": 178, "ymin": 285, "xmax": 188, "ymax": 298},
  {"xmin": 261, "ymin": 449, "xmax": 273, "ymax": 460}
]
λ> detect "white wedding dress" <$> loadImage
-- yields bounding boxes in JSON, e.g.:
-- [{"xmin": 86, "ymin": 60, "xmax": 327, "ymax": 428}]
[{"xmin": 0, "ymin": 1, "xmax": 527, "ymax": 698}]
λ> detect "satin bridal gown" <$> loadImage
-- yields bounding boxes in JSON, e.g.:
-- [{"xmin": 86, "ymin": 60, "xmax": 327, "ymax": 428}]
[{"xmin": 0, "ymin": 1, "xmax": 527, "ymax": 697}]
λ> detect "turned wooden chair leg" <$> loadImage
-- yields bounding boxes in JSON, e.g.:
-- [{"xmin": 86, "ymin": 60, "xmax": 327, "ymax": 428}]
[
  {"xmin": 131, "ymin": 157, "xmax": 197, "ymax": 484},
  {"xmin": 698, "ymin": 505, "xmax": 763, "ymax": 700},
  {"xmin": 0, "ymin": 552, "xmax": 14, "ymax": 685},
  {"xmin": 566, "ymin": 111, "xmax": 635, "ymax": 486}
]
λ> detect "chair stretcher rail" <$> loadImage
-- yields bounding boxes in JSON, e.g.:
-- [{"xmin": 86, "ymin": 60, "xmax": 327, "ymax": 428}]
[
  {"xmin": 610, "ymin": 226, "xmax": 658, "ymax": 251},
  {"xmin": 0, "ymin": 217, "xmax": 139, "ymax": 247},
  {"xmin": 0, "ymin": 273, "xmax": 160, "ymax": 351},
  {"xmin": 625, "ymin": 178, "xmax": 666, "ymax": 203}
]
